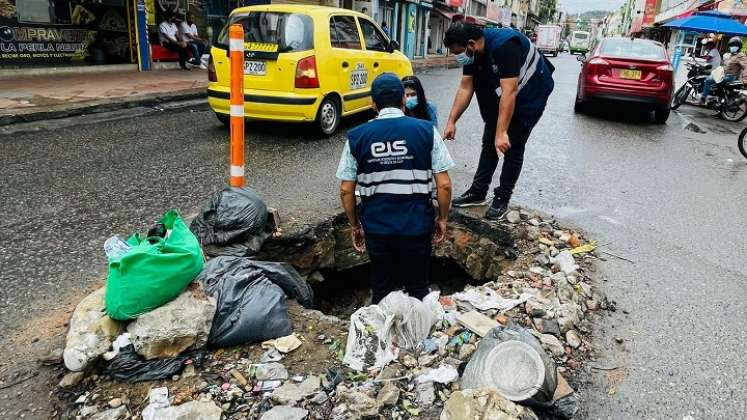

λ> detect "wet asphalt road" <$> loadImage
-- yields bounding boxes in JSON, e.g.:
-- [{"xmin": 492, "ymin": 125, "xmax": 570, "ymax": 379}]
[{"xmin": 1, "ymin": 54, "xmax": 746, "ymax": 418}]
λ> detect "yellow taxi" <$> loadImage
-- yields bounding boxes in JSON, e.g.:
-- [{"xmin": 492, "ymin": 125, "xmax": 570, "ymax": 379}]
[{"xmin": 207, "ymin": 5, "xmax": 414, "ymax": 135}]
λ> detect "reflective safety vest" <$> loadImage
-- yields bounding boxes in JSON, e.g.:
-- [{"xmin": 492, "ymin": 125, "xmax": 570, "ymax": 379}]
[
  {"xmin": 476, "ymin": 28, "xmax": 555, "ymax": 128},
  {"xmin": 348, "ymin": 114, "xmax": 435, "ymax": 236}
]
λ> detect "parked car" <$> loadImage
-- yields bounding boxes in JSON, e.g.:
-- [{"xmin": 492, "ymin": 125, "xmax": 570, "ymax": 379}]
[
  {"xmin": 574, "ymin": 37, "xmax": 674, "ymax": 123},
  {"xmin": 208, "ymin": 5, "xmax": 413, "ymax": 135}
]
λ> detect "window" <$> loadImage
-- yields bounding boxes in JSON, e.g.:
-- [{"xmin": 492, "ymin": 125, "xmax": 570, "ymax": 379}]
[
  {"xmin": 359, "ymin": 19, "xmax": 388, "ymax": 52},
  {"xmin": 330, "ymin": 15, "xmax": 362, "ymax": 50},
  {"xmin": 600, "ymin": 39, "xmax": 666, "ymax": 60},
  {"xmin": 17, "ymin": 0, "xmax": 53, "ymax": 23},
  {"xmin": 218, "ymin": 12, "xmax": 314, "ymax": 52}
]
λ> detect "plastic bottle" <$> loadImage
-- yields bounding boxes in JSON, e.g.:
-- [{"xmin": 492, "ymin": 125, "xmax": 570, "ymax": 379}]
[{"xmin": 104, "ymin": 235, "xmax": 132, "ymax": 260}]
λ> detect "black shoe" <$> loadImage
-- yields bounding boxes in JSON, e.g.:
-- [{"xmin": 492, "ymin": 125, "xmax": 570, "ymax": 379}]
[
  {"xmin": 452, "ymin": 191, "xmax": 488, "ymax": 208},
  {"xmin": 485, "ymin": 197, "xmax": 510, "ymax": 220}
]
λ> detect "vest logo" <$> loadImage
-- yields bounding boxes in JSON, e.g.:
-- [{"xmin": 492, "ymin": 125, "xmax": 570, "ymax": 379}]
[{"xmin": 371, "ymin": 140, "xmax": 408, "ymax": 158}]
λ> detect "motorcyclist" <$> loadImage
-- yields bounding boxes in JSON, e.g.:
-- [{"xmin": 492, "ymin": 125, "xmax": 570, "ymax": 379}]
[{"xmin": 701, "ymin": 37, "xmax": 746, "ymax": 105}]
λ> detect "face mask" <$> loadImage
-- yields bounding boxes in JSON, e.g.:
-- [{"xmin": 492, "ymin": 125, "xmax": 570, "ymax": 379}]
[
  {"xmin": 731, "ymin": 46, "xmax": 740, "ymax": 53},
  {"xmin": 455, "ymin": 51, "xmax": 474, "ymax": 66},
  {"xmin": 405, "ymin": 96, "xmax": 418, "ymax": 110}
]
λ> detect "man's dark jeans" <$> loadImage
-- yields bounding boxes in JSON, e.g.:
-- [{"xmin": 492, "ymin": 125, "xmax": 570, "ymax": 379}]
[
  {"xmin": 365, "ymin": 233, "xmax": 432, "ymax": 304},
  {"xmin": 470, "ymin": 118, "xmax": 533, "ymax": 201},
  {"xmin": 163, "ymin": 41, "xmax": 188, "ymax": 67},
  {"xmin": 187, "ymin": 41, "xmax": 205, "ymax": 63}
]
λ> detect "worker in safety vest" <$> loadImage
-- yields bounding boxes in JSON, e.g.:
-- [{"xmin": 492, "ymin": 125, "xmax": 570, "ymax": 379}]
[
  {"xmin": 336, "ymin": 73, "xmax": 454, "ymax": 304},
  {"xmin": 443, "ymin": 22, "xmax": 554, "ymax": 220}
]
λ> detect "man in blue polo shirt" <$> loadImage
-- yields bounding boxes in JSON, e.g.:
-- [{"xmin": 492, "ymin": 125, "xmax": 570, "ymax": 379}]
[
  {"xmin": 442, "ymin": 22, "xmax": 554, "ymax": 220},
  {"xmin": 336, "ymin": 73, "xmax": 454, "ymax": 304}
]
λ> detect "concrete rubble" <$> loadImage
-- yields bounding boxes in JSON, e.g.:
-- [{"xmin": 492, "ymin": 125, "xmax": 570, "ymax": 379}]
[
  {"xmin": 127, "ymin": 282, "xmax": 217, "ymax": 360},
  {"xmin": 53, "ymin": 208, "xmax": 612, "ymax": 419}
]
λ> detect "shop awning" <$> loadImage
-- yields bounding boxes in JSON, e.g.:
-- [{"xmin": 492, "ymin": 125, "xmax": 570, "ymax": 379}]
[
  {"xmin": 664, "ymin": 10, "xmax": 747, "ymax": 35},
  {"xmin": 432, "ymin": 7, "xmax": 458, "ymax": 20}
]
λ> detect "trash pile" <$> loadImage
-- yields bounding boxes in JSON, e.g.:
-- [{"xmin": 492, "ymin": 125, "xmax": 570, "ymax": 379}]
[{"xmin": 52, "ymin": 201, "xmax": 610, "ymax": 420}]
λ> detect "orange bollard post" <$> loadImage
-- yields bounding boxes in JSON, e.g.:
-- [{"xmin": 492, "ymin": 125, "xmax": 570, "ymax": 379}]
[{"xmin": 229, "ymin": 24, "xmax": 245, "ymax": 187}]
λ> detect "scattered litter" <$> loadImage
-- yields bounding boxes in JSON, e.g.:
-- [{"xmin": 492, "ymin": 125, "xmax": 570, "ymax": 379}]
[
  {"xmin": 453, "ymin": 287, "xmax": 531, "ymax": 312},
  {"xmin": 415, "ymin": 364, "xmax": 459, "ymax": 384},
  {"xmin": 550, "ymin": 250, "xmax": 578, "ymax": 275},
  {"xmin": 103, "ymin": 235, "xmax": 132, "ymax": 260},
  {"xmin": 457, "ymin": 310, "xmax": 499, "ymax": 337},
  {"xmin": 102, "ymin": 333, "xmax": 131, "ymax": 361},
  {"xmin": 262, "ymin": 334, "xmax": 302, "ymax": 354},
  {"xmin": 141, "ymin": 387, "xmax": 170, "ymax": 420},
  {"xmin": 570, "ymin": 241, "xmax": 596, "ymax": 255},
  {"xmin": 260, "ymin": 348, "xmax": 283, "ymax": 363}
]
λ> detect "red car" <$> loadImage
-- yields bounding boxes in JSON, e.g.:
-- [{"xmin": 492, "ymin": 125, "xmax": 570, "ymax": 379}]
[{"xmin": 575, "ymin": 38, "xmax": 674, "ymax": 123}]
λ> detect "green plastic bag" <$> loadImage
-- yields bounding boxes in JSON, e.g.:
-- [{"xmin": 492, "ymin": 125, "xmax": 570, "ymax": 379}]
[{"xmin": 105, "ymin": 210, "xmax": 205, "ymax": 321}]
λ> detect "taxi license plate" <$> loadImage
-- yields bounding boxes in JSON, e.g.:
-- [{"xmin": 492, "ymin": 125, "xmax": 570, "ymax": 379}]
[
  {"xmin": 619, "ymin": 69, "xmax": 642, "ymax": 80},
  {"xmin": 244, "ymin": 60, "xmax": 266, "ymax": 76}
]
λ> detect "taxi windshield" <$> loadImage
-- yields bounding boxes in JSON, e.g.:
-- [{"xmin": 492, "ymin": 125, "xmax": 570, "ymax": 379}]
[{"xmin": 219, "ymin": 12, "xmax": 314, "ymax": 52}]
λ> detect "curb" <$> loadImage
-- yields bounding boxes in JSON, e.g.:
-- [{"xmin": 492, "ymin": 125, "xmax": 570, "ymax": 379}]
[{"xmin": 0, "ymin": 88, "xmax": 208, "ymax": 128}]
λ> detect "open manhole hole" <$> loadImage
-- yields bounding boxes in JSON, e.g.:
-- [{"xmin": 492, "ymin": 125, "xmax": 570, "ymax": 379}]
[{"xmin": 251, "ymin": 211, "xmax": 520, "ymax": 317}]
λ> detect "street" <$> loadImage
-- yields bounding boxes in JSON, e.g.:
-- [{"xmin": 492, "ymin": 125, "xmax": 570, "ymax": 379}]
[{"xmin": 1, "ymin": 53, "xmax": 746, "ymax": 418}]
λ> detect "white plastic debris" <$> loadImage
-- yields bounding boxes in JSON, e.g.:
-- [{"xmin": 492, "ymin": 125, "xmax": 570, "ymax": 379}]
[
  {"xmin": 103, "ymin": 333, "xmax": 131, "ymax": 361},
  {"xmin": 343, "ymin": 305, "xmax": 398, "ymax": 372},
  {"xmin": 416, "ymin": 364, "xmax": 459, "ymax": 384},
  {"xmin": 452, "ymin": 287, "xmax": 532, "ymax": 312},
  {"xmin": 141, "ymin": 387, "xmax": 170, "ymax": 420},
  {"xmin": 344, "ymin": 291, "xmax": 443, "ymax": 371},
  {"xmin": 262, "ymin": 334, "xmax": 302, "ymax": 354},
  {"xmin": 379, "ymin": 291, "xmax": 443, "ymax": 350},
  {"xmin": 551, "ymin": 250, "xmax": 579, "ymax": 275}
]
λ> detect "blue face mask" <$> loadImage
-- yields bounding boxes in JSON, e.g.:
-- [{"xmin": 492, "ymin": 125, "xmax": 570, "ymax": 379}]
[
  {"xmin": 456, "ymin": 51, "xmax": 474, "ymax": 66},
  {"xmin": 405, "ymin": 96, "xmax": 418, "ymax": 110}
]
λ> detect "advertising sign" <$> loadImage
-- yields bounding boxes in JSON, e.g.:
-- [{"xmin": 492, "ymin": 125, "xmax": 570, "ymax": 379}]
[{"xmin": 0, "ymin": 0, "xmax": 131, "ymax": 66}]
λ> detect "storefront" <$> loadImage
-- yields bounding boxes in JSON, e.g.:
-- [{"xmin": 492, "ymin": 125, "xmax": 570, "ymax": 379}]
[{"xmin": 0, "ymin": 0, "xmax": 137, "ymax": 67}]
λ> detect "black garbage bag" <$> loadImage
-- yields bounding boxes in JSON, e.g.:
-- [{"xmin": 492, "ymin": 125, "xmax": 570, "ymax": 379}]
[
  {"xmin": 103, "ymin": 345, "xmax": 204, "ymax": 382},
  {"xmin": 190, "ymin": 187, "xmax": 268, "ymax": 257},
  {"xmin": 196, "ymin": 256, "xmax": 314, "ymax": 347}
]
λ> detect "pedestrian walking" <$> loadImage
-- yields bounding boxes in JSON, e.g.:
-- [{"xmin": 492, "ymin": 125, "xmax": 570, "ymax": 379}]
[
  {"xmin": 336, "ymin": 73, "xmax": 454, "ymax": 304},
  {"xmin": 442, "ymin": 22, "xmax": 554, "ymax": 219}
]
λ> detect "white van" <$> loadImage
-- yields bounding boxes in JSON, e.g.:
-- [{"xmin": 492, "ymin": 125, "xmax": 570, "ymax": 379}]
[{"xmin": 570, "ymin": 31, "xmax": 591, "ymax": 54}]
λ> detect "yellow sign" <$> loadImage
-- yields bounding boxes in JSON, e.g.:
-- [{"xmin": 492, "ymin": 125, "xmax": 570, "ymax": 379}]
[{"xmin": 145, "ymin": 0, "xmax": 156, "ymax": 26}]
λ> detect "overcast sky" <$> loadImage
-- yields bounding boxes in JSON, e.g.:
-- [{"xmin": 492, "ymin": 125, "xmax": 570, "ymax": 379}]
[{"xmin": 559, "ymin": 0, "xmax": 626, "ymax": 14}]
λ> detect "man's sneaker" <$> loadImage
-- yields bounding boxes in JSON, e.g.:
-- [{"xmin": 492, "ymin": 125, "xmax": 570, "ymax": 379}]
[
  {"xmin": 485, "ymin": 197, "xmax": 510, "ymax": 220},
  {"xmin": 452, "ymin": 191, "xmax": 488, "ymax": 208}
]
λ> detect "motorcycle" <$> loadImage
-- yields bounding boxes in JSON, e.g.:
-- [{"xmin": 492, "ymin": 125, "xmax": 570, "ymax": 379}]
[
  {"xmin": 671, "ymin": 62, "xmax": 747, "ymax": 122},
  {"xmin": 738, "ymin": 126, "xmax": 747, "ymax": 159}
]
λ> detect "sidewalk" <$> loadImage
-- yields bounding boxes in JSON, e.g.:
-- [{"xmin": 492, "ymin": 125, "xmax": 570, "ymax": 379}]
[
  {"xmin": 0, "ymin": 57, "xmax": 450, "ymax": 127},
  {"xmin": 412, "ymin": 54, "xmax": 458, "ymax": 71},
  {"xmin": 0, "ymin": 69, "xmax": 209, "ymax": 126}
]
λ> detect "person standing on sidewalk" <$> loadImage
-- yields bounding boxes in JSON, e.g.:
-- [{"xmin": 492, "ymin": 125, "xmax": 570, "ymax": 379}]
[
  {"xmin": 336, "ymin": 73, "xmax": 454, "ymax": 304},
  {"xmin": 442, "ymin": 22, "xmax": 554, "ymax": 219}
]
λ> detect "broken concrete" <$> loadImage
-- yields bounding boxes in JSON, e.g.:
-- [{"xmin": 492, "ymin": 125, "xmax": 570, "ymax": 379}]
[
  {"xmin": 63, "ymin": 287, "xmax": 123, "ymax": 372},
  {"xmin": 127, "ymin": 283, "xmax": 216, "ymax": 360}
]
